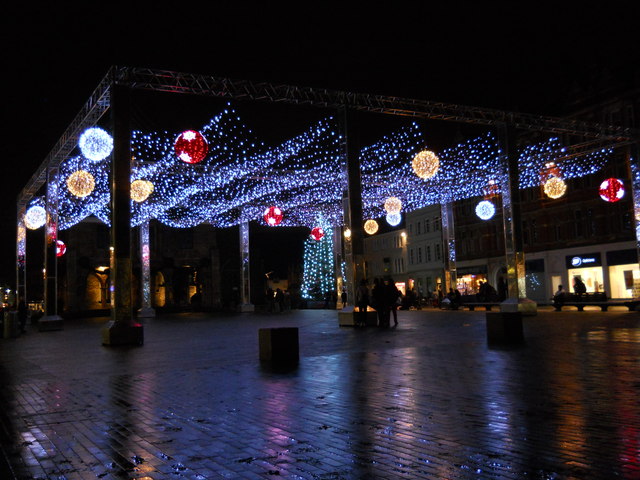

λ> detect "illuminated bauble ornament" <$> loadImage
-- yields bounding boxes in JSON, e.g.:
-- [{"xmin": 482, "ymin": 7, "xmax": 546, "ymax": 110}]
[
  {"xmin": 263, "ymin": 206, "xmax": 283, "ymax": 226},
  {"xmin": 343, "ymin": 228, "xmax": 352, "ymax": 239},
  {"xmin": 599, "ymin": 178, "xmax": 625, "ymax": 203},
  {"xmin": 412, "ymin": 150, "xmax": 440, "ymax": 179},
  {"xmin": 384, "ymin": 196, "xmax": 402, "ymax": 214},
  {"xmin": 24, "ymin": 205, "xmax": 47, "ymax": 230},
  {"xmin": 131, "ymin": 179, "xmax": 154, "ymax": 202},
  {"xmin": 66, "ymin": 170, "xmax": 95, "ymax": 198},
  {"xmin": 543, "ymin": 176, "xmax": 567, "ymax": 199},
  {"xmin": 364, "ymin": 219, "xmax": 379, "ymax": 235},
  {"xmin": 56, "ymin": 240, "xmax": 66, "ymax": 257},
  {"xmin": 310, "ymin": 227, "xmax": 325, "ymax": 241},
  {"xmin": 175, "ymin": 130, "xmax": 209, "ymax": 164},
  {"xmin": 386, "ymin": 212, "xmax": 402, "ymax": 226},
  {"xmin": 475, "ymin": 200, "xmax": 496, "ymax": 220},
  {"xmin": 78, "ymin": 127, "xmax": 113, "ymax": 161}
]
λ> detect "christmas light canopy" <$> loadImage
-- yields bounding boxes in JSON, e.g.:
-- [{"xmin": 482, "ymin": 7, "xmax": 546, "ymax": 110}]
[
  {"xmin": 131, "ymin": 179, "xmax": 154, "ymax": 202},
  {"xmin": 264, "ymin": 206, "xmax": 283, "ymax": 226},
  {"xmin": 386, "ymin": 212, "xmax": 402, "ymax": 226},
  {"xmin": 475, "ymin": 200, "xmax": 496, "ymax": 220},
  {"xmin": 412, "ymin": 150, "xmax": 440, "ymax": 179},
  {"xmin": 364, "ymin": 219, "xmax": 379, "ymax": 235},
  {"xmin": 56, "ymin": 240, "xmax": 66, "ymax": 257},
  {"xmin": 310, "ymin": 226, "xmax": 325, "ymax": 241},
  {"xmin": 174, "ymin": 130, "xmax": 209, "ymax": 164},
  {"xmin": 543, "ymin": 176, "xmax": 567, "ymax": 199},
  {"xmin": 79, "ymin": 127, "xmax": 113, "ymax": 161},
  {"xmin": 66, "ymin": 170, "xmax": 95, "ymax": 198},
  {"xmin": 599, "ymin": 178, "xmax": 625, "ymax": 202},
  {"xmin": 24, "ymin": 205, "xmax": 47, "ymax": 230},
  {"xmin": 384, "ymin": 196, "xmax": 402, "ymax": 214}
]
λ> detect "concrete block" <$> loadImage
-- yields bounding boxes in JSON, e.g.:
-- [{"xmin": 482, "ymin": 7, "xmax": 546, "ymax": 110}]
[{"xmin": 259, "ymin": 327, "xmax": 298, "ymax": 363}]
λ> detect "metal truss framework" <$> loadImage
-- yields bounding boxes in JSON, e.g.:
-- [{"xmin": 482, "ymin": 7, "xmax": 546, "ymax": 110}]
[{"xmin": 19, "ymin": 65, "xmax": 639, "ymax": 207}]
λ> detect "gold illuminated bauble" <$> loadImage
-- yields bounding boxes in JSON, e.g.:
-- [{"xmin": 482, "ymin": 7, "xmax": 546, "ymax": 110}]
[
  {"xmin": 364, "ymin": 219, "xmax": 379, "ymax": 235},
  {"xmin": 384, "ymin": 196, "xmax": 402, "ymax": 214},
  {"xmin": 412, "ymin": 150, "xmax": 440, "ymax": 179},
  {"xmin": 543, "ymin": 176, "xmax": 567, "ymax": 199},
  {"xmin": 67, "ymin": 170, "xmax": 95, "ymax": 198},
  {"xmin": 131, "ymin": 179, "xmax": 154, "ymax": 202}
]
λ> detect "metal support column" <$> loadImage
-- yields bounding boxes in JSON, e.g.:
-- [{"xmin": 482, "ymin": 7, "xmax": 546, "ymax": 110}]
[
  {"xmin": 497, "ymin": 123, "xmax": 536, "ymax": 314},
  {"xmin": 40, "ymin": 167, "xmax": 63, "ymax": 330},
  {"xmin": 16, "ymin": 212, "xmax": 26, "ymax": 310},
  {"xmin": 341, "ymin": 108, "xmax": 366, "ymax": 307},
  {"xmin": 137, "ymin": 221, "xmax": 155, "ymax": 318},
  {"xmin": 628, "ymin": 143, "xmax": 640, "ymax": 301},
  {"xmin": 102, "ymin": 82, "xmax": 143, "ymax": 345},
  {"xmin": 239, "ymin": 221, "xmax": 254, "ymax": 312},
  {"xmin": 440, "ymin": 200, "xmax": 457, "ymax": 294}
]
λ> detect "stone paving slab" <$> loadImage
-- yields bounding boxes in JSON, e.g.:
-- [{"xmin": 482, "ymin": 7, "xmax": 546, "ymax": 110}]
[{"xmin": 0, "ymin": 308, "xmax": 639, "ymax": 479}]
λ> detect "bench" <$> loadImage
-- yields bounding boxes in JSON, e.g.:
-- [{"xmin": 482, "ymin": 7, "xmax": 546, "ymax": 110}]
[
  {"xmin": 464, "ymin": 302, "xmax": 500, "ymax": 311},
  {"xmin": 553, "ymin": 293, "xmax": 639, "ymax": 311}
]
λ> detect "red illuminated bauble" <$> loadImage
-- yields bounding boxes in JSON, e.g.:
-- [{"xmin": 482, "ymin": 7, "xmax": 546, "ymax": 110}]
[
  {"xmin": 599, "ymin": 178, "xmax": 625, "ymax": 203},
  {"xmin": 263, "ymin": 206, "xmax": 283, "ymax": 226},
  {"xmin": 56, "ymin": 240, "xmax": 66, "ymax": 257},
  {"xmin": 310, "ymin": 227, "xmax": 325, "ymax": 241},
  {"xmin": 174, "ymin": 130, "xmax": 209, "ymax": 164}
]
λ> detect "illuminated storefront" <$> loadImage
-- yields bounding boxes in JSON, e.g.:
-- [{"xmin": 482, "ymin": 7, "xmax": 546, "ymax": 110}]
[
  {"xmin": 566, "ymin": 253, "xmax": 604, "ymax": 293},
  {"xmin": 607, "ymin": 249, "xmax": 640, "ymax": 298},
  {"xmin": 456, "ymin": 266, "xmax": 487, "ymax": 295}
]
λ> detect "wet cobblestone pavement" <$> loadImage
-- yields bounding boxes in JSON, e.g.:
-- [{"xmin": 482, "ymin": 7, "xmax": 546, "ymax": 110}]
[{"xmin": 1, "ymin": 307, "xmax": 639, "ymax": 479}]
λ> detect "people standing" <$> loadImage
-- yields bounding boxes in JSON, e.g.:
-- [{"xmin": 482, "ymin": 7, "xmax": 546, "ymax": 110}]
[
  {"xmin": 385, "ymin": 278, "xmax": 401, "ymax": 326},
  {"xmin": 355, "ymin": 279, "xmax": 369, "ymax": 327}
]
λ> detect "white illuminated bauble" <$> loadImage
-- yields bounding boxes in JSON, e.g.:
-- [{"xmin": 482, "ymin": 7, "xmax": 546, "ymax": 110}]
[
  {"xmin": 364, "ymin": 219, "xmax": 379, "ymax": 235},
  {"xmin": 386, "ymin": 212, "xmax": 402, "ymax": 226},
  {"xmin": 543, "ymin": 176, "xmax": 567, "ymax": 199},
  {"xmin": 475, "ymin": 200, "xmax": 496, "ymax": 220},
  {"xmin": 384, "ymin": 196, "xmax": 402, "ymax": 214},
  {"xmin": 67, "ymin": 170, "xmax": 95, "ymax": 198},
  {"xmin": 131, "ymin": 179, "xmax": 154, "ymax": 202},
  {"xmin": 343, "ymin": 228, "xmax": 352, "ymax": 239},
  {"xmin": 79, "ymin": 127, "xmax": 113, "ymax": 161},
  {"xmin": 412, "ymin": 150, "xmax": 440, "ymax": 179},
  {"xmin": 24, "ymin": 205, "xmax": 47, "ymax": 230}
]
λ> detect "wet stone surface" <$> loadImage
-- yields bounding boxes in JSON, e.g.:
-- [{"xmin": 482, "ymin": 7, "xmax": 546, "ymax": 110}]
[{"xmin": 1, "ymin": 308, "xmax": 639, "ymax": 479}]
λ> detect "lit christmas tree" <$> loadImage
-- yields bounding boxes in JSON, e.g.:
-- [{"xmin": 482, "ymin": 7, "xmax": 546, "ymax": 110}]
[{"xmin": 301, "ymin": 225, "xmax": 335, "ymax": 300}]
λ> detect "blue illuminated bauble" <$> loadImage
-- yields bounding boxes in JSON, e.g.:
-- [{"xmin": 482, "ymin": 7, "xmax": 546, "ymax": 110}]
[
  {"xmin": 310, "ymin": 227, "xmax": 325, "ymax": 241},
  {"xmin": 264, "ymin": 206, "xmax": 283, "ymax": 226},
  {"xmin": 56, "ymin": 240, "xmax": 66, "ymax": 257},
  {"xmin": 175, "ymin": 130, "xmax": 209, "ymax": 164},
  {"xmin": 599, "ymin": 178, "xmax": 624, "ymax": 203},
  {"xmin": 79, "ymin": 127, "xmax": 113, "ymax": 161},
  {"xmin": 475, "ymin": 200, "xmax": 495, "ymax": 220},
  {"xmin": 25, "ymin": 205, "xmax": 47, "ymax": 230},
  {"xmin": 386, "ymin": 212, "xmax": 402, "ymax": 226}
]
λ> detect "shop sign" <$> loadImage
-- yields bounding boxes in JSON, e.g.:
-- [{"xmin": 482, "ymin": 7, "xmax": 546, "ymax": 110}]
[{"xmin": 566, "ymin": 253, "xmax": 601, "ymax": 268}]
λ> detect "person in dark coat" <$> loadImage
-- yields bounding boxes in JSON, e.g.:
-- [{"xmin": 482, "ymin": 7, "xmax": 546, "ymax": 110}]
[
  {"xmin": 384, "ymin": 278, "xmax": 401, "ymax": 326},
  {"xmin": 355, "ymin": 279, "xmax": 369, "ymax": 327},
  {"xmin": 371, "ymin": 278, "xmax": 386, "ymax": 327}
]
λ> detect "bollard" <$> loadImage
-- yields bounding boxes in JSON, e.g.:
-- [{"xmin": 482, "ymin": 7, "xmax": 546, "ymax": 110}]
[{"xmin": 259, "ymin": 327, "xmax": 299, "ymax": 364}]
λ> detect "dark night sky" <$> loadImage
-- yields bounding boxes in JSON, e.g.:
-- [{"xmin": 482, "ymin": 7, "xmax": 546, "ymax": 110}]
[{"xmin": 2, "ymin": 4, "xmax": 639, "ymax": 285}]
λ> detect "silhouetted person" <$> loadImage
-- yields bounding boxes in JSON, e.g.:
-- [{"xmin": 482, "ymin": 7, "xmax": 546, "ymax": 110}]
[{"xmin": 355, "ymin": 279, "xmax": 369, "ymax": 327}]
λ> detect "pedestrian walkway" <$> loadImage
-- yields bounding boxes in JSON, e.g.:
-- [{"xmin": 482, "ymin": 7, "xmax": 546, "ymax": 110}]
[{"xmin": 1, "ymin": 308, "xmax": 639, "ymax": 479}]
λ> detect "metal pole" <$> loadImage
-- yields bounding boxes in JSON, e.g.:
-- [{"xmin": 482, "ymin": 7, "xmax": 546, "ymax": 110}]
[
  {"xmin": 628, "ymin": 143, "xmax": 640, "ymax": 301},
  {"xmin": 138, "ymin": 221, "xmax": 155, "ymax": 318},
  {"xmin": 440, "ymin": 201, "xmax": 457, "ymax": 293},
  {"xmin": 16, "ymin": 211, "xmax": 26, "ymax": 309},
  {"xmin": 497, "ymin": 123, "xmax": 536, "ymax": 314},
  {"xmin": 239, "ymin": 221, "xmax": 254, "ymax": 312},
  {"xmin": 341, "ymin": 108, "xmax": 366, "ymax": 306},
  {"xmin": 102, "ymin": 81, "xmax": 143, "ymax": 345},
  {"xmin": 40, "ymin": 167, "xmax": 63, "ymax": 330}
]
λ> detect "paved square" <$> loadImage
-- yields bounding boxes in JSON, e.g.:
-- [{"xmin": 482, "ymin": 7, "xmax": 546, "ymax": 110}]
[{"xmin": 1, "ymin": 308, "xmax": 639, "ymax": 479}]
